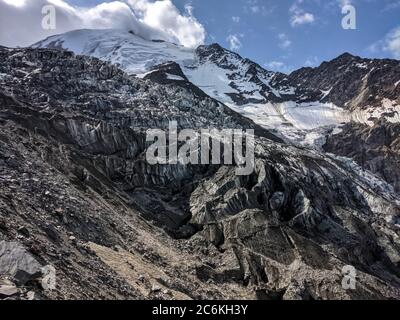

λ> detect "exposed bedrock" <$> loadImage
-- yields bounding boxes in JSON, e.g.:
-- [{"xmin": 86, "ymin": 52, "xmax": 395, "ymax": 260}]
[{"xmin": 324, "ymin": 120, "xmax": 400, "ymax": 194}]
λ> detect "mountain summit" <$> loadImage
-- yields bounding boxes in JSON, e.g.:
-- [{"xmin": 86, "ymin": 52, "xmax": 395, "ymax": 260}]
[{"xmin": 34, "ymin": 29, "xmax": 400, "ymax": 140}]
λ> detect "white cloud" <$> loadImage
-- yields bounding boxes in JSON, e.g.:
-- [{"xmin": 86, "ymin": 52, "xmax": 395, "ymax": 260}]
[
  {"xmin": 3, "ymin": 0, "xmax": 26, "ymax": 6},
  {"xmin": 369, "ymin": 27, "xmax": 400, "ymax": 59},
  {"xmin": 250, "ymin": 5, "xmax": 259, "ymax": 13},
  {"xmin": 245, "ymin": 0, "xmax": 260, "ymax": 14},
  {"xmin": 133, "ymin": 0, "xmax": 206, "ymax": 48},
  {"xmin": 0, "ymin": 0, "xmax": 206, "ymax": 48},
  {"xmin": 383, "ymin": 27, "xmax": 400, "ymax": 59},
  {"xmin": 226, "ymin": 34, "xmax": 242, "ymax": 51},
  {"xmin": 289, "ymin": 1, "xmax": 315, "ymax": 27},
  {"xmin": 324, "ymin": 0, "xmax": 353, "ymax": 9},
  {"xmin": 278, "ymin": 33, "xmax": 291, "ymax": 49},
  {"xmin": 265, "ymin": 61, "xmax": 293, "ymax": 74},
  {"xmin": 245, "ymin": 0, "xmax": 273, "ymax": 16},
  {"xmin": 232, "ymin": 16, "xmax": 240, "ymax": 23},
  {"xmin": 184, "ymin": 3, "xmax": 194, "ymax": 16},
  {"xmin": 304, "ymin": 56, "xmax": 319, "ymax": 67},
  {"xmin": 338, "ymin": 0, "xmax": 352, "ymax": 7},
  {"xmin": 382, "ymin": 0, "xmax": 400, "ymax": 12},
  {"xmin": 266, "ymin": 61, "xmax": 285, "ymax": 69},
  {"xmin": 291, "ymin": 12, "xmax": 314, "ymax": 27}
]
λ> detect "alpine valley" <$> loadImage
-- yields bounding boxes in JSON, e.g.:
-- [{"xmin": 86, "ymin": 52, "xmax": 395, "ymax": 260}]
[{"xmin": 0, "ymin": 28, "xmax": 399, "ymax": 300}]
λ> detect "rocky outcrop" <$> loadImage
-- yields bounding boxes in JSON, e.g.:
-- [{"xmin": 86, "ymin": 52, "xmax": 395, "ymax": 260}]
[
  {"xmin": 32, "ymin": 31, "xmax": 400, "ymax": 159},
  {"xmin": 287, "ymin": 53, "xmax": 400, "ymax": 110},
  {"xmin": 0, "ymin": 46, "xmax": 400, "ymax": 300},
  {"xmin": 324, "ymin": 120, "xmax": 400, "ymax": 193},
  {"xmin": 0, "ymin": 241, "xmax": 43, "ymax": 285},
  {"xmin": 194, "ymin": 43, "xmax": 297, "ymax": 105}
]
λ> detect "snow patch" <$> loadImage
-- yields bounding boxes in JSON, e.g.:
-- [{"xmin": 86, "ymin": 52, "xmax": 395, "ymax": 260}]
[
  {"xmin": 136, "ymin": 69, "xmax": 157, "ymax": 79},
  {"xmin": 184, "ymin": 62, "xmax": 236, "ymax": 103},
  {"xmin": 351, "ymin": 99, "xmax": 400, "ymax": 125},
  {"xmin": 354, "ymin": 62, "xmax": 368, "ymax": 69},
  {"xmin": 320, "ymin": 88, "xmax": 332, "ymax": 99},
  {"xmin": 165, "ymin": 73, "xmax": 185, "ymax": 81},
  {"xmin": 227, "ymin": 101, "xmax": 349, "ymax": 147}
]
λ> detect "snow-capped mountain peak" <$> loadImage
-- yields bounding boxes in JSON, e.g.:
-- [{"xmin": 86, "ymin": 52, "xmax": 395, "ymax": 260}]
[
  {"xmin": 33, "ymin": 29, "xmax": 195, "ymax": 75},
  {"xmin": 33, "ymin": 29, "xmax": 400, "ymax": 150},
  {"xmin": 33, "ymin": 29, "xmax": 296, "ymax": 105}
]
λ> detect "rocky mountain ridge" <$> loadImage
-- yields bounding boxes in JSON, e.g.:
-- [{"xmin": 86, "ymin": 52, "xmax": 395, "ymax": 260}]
[{"xmin": 0, "ymin": 46, "xmax": 400, "ymax": 300}]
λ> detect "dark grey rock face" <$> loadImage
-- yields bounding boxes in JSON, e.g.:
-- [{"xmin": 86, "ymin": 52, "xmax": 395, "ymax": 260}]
[
  {"xmin": 192, "ymin": 46, "xmax": 400, "ymax": 109},
  {"xmin": 0, "ymin": 241, "xmax": 43, "ymax": 285},
  {"xmin": 324, "ymin": 120, "xmax": 400, "ymax": 193},
  {"xmin": 287, "ymin": 53, "xmax": 400, "ymax": 109},
  {"xmin": 194, "ymin": 43, "xmax": 296, "ymax": 105},
  {"xmin": 0, "ymin": 47, "xmax": 400, "ymax": 300},
  {"xmin": 31, "ymin": 32, "xmax": 400, "ymax": 196},
  {"xmin": 284, "ymin": 53, "xmax": 400, "ymax": 193}
]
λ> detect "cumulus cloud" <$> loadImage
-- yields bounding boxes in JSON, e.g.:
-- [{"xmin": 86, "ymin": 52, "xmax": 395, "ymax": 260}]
[
  {"xmin": 232, "ymin": 16, "xmax": 240, "ymax": 23},
  {"xmin": 289, "ymin": 1, "xmax": 315, "ymax": 27},
  {"xmin": 265, "ymin": 61, "xmax": 293, "ymax": 74},
  {"xmin": 226, "ymin": 34, "xmax": 242, "ymax": 51},
  {"xmin": 290, "ymin": 12, "xmax": 314, "ymax": 26},
  {"xmin": 0, "ymin": 0, "xmax": 206, "ymax": 48},
  {"xmin": 131, "ymin": 0, "xmax": 206, "ymax": 48},
  {"xmin": 369, "ymin": 27, "xmax": 400, "ymax": 59},
  {"xmin": 385, "ymin": 28, "xmax": 400, "ymax": 59}
]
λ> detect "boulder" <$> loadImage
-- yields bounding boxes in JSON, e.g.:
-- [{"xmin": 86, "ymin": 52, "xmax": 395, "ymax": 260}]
[
  {"xmin": 0, "ymin": 284, "xmax": 19, "ymax": 298},
  {"xmin": 0, "ymin": 241, "xmax": 43, "ymax": 285}
]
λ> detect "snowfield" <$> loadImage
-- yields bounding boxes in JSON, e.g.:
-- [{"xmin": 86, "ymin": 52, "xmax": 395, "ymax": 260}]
[
  {"xmin": 227, "ymin": 99, "xmax": 400, "ymax": 147},
  {"xmin": 226, "ymin": 101, "xmax": 349, "ymax": 147},
  {"xmin": 34, "ymin": 29, "xmax": 195, "ymax": 74}
]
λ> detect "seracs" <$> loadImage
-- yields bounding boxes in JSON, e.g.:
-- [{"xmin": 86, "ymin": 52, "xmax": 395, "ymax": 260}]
[{"xmin": 146, "ymin": 121, "xmax": 255, "ymax": 175}]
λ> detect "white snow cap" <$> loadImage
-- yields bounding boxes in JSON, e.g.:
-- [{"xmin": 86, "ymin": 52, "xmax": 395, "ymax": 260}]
[{"xmin": 0, "ymin": 0, "xmax": 206, "ymax": 48}]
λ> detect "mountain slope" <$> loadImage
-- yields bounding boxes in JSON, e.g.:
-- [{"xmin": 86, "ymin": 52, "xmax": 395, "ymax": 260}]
[
  {"xmin": 288, "ymin": 53, "xmax": 400, "ymax": 112},
  {"xmin": 33, "ymin": 28, "xmax": 400, "ymax": 196},
  {"xmin": 33, "ymin": 29, "xmax": 195, "ymax": 75},
  {"xmin": 287, "ymin": 53, "xmax": 400, "ymax": 193},
  {"xmin": 31, "ymin": 30, "xmax": 344, "ymax": 147},
  {"xmin": 1, "ymin": 46, "xmax": 400, "ymax": 300},
  {"xmin": 33, "ymin": 29, "xmax": 296, "ymax": 104},
  {"xmin": 33, "ymin": 29, "xmax": 400, "ymax": 147}
]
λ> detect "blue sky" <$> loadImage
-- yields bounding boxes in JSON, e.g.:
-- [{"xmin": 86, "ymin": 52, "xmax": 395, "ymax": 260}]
[{"xmin": 2, "ymin": 0, "xmax": 400, "ymax": 73}]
